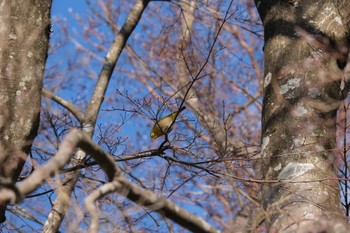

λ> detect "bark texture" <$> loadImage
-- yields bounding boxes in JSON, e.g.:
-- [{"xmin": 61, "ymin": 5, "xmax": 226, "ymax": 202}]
[
  {"xmin": 0, "ymin": 0, "xmax": 52, "ymax": 222},
  {"xmin": 255, "ymin": 0, "xmax": 350, "ymax": 232}
]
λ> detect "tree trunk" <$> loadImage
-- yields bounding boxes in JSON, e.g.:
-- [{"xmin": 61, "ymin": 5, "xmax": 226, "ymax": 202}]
[
  {"xmin": 255, "ymin": 0, "xmax": 350, "ymax": 232},
  {"xmin": 0, "ymin": 0, "xmax": 52, "ymax": 222}
]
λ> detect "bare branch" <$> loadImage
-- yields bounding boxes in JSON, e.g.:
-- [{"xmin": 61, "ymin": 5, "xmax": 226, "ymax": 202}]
[
  {"xmin": 84, "ymin": 0, "xmax": 150, "ymax": 132},
  {"xmin": 85, "ymin": 182, "xmax": 118, "ymax": 233},
  {"xmin": 44, "ymin": 1, "xmax": 150, "ymax": 230},
  {"xmin": 1, "ymin": 128, "xmax": 218, "ymax": 233},
  {"xmin": 42, "ymin": 89, "xmax": 84, "ymax": 123}
]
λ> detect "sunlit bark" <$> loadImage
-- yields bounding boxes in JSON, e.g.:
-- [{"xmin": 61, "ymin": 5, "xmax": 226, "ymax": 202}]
[
  {"xmin": 0, "ymin": 0, "xmax": 52, "ymax": 222},
  {"xmin": 255, "ymin": 0, "xmax": 350, "ymax": 231}
]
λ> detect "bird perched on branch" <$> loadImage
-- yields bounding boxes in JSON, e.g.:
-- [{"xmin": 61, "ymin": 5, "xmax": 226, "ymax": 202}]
[{"xmin": 150, "ymin": 106, "xmax": 186, "ymax": 140}]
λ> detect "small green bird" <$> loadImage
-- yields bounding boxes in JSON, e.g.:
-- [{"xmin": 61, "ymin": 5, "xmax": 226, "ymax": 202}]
[{"xmin": 150, "ymin": 106, "xmax": 186, "ymax": 140}]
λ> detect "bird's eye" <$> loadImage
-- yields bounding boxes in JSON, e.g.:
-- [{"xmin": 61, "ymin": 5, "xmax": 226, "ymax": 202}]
[{"xmin": 151, "ymin": 133, "xmax": 154, "ymax": 136}]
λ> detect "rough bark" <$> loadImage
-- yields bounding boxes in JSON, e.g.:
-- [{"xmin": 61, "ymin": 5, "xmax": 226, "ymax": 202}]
[
  {"xmin": 0, "ymin": 0, "xmax": 52, "ymax": 222},
  {"xmin": 255, "ymin": 0, "xmax": 350, "ymax": 232}
]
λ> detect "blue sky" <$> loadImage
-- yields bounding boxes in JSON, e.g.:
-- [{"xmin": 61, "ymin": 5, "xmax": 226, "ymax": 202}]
[{"xmin": 4, "ymin": 1, "xmax": 267, "ymax": 232}]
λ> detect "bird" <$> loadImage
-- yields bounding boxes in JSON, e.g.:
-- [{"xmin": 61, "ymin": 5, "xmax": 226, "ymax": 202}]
[{"xmin": 150, "ymin": 106, "xmax": 186, "ymax": 140}]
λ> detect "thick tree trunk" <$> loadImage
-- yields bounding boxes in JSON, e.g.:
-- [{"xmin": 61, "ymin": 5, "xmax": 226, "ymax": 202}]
[
  {"xmin": 255, "ymin": 0, "xmax": 350, "ymax": 232},
  {"xmin": 0, "ymin": 0, "xmax": 52, "ymax": 222}
]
